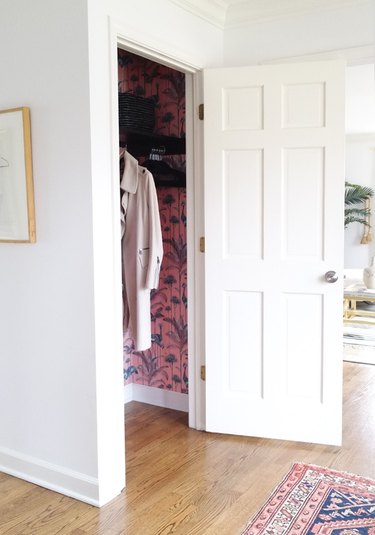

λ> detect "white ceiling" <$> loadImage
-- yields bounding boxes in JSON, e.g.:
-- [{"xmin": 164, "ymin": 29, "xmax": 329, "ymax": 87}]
[{"xmin": 170, "ymin": 0, "xmax": 370, "ymax": 29}]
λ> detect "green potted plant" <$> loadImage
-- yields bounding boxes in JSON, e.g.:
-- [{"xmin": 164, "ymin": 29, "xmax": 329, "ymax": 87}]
[{"xmin": 345, "ymin": 181, "xmax": 374, "ymax": 227}]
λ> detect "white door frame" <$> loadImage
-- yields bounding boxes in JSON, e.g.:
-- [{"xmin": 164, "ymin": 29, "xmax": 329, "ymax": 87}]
[{"xmin": 108, "ymin": 20, "xmax": 206, "ymax": 431}]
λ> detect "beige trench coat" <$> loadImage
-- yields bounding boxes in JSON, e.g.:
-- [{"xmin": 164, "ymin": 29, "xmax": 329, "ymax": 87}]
[{"xmin": 120, "ymin": 151, "xmax": 163, "ymax": 351}]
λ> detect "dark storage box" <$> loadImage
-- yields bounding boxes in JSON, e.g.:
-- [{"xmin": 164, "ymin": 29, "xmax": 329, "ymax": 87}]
[{"xmin": 118, "ymin": 93, "xmax": 155, "ymax": 133}]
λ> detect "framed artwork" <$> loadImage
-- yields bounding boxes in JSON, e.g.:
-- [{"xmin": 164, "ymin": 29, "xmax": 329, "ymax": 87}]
[{"xmin": 0, "ymin": 107, "xmax": 36, "ymax": 243}]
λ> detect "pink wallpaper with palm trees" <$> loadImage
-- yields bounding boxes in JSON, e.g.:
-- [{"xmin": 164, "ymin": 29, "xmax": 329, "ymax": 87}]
[{"xmin": 119, "ymin": 50, "xmax": 188, "ymax": 394}]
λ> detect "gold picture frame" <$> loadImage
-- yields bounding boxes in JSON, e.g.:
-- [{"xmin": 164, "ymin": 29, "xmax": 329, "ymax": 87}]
[{"xmin": 0, "ymin": 107, "xmax": 36, "ymax": 243}]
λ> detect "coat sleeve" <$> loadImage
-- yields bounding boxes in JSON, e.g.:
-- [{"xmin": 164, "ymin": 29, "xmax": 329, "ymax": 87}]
[{"xmin": 144, "ymin": 172, "xmax": 163, "ymax": 290}]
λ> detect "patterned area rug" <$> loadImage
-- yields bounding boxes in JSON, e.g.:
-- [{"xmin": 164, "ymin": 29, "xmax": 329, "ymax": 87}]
[{"xmin": 241, "ymin": 463, "xmax": 375, "ymax": 535}]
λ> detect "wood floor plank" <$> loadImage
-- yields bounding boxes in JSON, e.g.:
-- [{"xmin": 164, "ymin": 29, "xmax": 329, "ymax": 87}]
[{"xmin": 0, "ymin": 362, "xmax": 374, "ymax": 535}]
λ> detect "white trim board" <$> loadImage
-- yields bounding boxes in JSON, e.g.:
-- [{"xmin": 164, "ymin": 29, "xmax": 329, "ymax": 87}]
[
  {"xmin": 114, "ymin": 21, "xmax": 201, "ymax": 73},
  {"xmin": 0, "ymin": 447, "xmax": 100, "ymax": 506},
  {"xmin": 124, "ymin": 384, "xmax": 189, "ymax": 413},
  {"xmin": 111, "ymin": 22, "xmax": 203, "ymax": 429}
]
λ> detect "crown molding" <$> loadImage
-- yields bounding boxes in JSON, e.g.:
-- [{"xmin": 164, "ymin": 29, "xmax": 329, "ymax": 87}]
[
  {"xmin": 170, "ymin": 0, "xmax": 373, "ymax": 30},
  {"xmin": 169, "ymin": 0, "xmax": 227, "ymax": 28},
  {"xmin": 226, "ymin": 0, "xmax": 373, "ymax": 28}
]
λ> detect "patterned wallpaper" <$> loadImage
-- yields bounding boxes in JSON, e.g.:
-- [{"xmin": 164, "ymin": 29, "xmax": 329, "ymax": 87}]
[
  {"xmin": 118, "ymin": 49, "xmax": 185, "ymax": 138},
  {"xmin": 118, "ymin": 50, "xmax": 188, "ymax": 394}
]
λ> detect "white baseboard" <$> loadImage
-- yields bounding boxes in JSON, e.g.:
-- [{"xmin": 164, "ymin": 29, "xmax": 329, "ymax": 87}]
[
  {"xmin": 0, "ymin": 446, "xmax": 100, "ymax": 506},
  {"xmin": 124, "ymin": 383, "xmax": 189, "ymax": 412},
  {"xmin": 124, "ymin": 383, "xmax": 134, "ymax": 403},
  {"xmin": 0, "ymin": 385, "xmax": 188, "ymax": 507}
]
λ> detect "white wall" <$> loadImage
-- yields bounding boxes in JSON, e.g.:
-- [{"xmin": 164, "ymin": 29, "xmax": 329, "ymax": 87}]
[
  {"xmin": 0, "ymin": 0, "xmax": 101, "ymax": 502},
  {"xmin": 107, "ymin": 0, "xmax": 224, "ymax": 67},
  {"xmin": 224, "ymin": 1, "xmax": 375, "ymax": 65},
  {"xmin": 346, "ymin": 64, "xmax": 375, "ymax": 134},
  {"xmin": 0, "ymin": 0, "xmax": 222, "ymax": 506},
  {"xmin": 345, "ymin": 64, "xmax": 375, "ymax": 269},
  {"xmin": 345, "ymin": 135, "xmax": 375, "ymax": 268}
]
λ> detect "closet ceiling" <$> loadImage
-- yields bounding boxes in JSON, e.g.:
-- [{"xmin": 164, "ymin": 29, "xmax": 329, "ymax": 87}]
[{"xmin": 170, "ymin": 0, "xmax": 369, "ymax": 28}]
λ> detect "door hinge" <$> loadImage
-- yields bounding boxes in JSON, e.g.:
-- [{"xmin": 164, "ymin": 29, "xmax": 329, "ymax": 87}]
[
  {"xmin": 200, "ymin": 365, "xmax": 206, "ymax": 381},
  {"xmin": 198, "ymin": 103, "xmax": 204, "ymax": 120},
  {"xmin": 199, "ymin": 236, "xmax": 205, "ymax": 253}
]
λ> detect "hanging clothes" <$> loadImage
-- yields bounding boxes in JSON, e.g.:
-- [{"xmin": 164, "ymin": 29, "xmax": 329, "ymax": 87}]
[{"xmin": 120, "ymin": 150, "xmax": 163, "ymax": 351}]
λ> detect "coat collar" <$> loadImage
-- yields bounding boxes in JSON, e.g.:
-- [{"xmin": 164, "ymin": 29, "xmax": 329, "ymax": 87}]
[{"xmin": 120, "ymin": 150, "xmax": 139, "ymax": 194}]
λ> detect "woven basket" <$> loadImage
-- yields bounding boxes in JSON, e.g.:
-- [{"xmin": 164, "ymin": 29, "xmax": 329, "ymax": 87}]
[{"xmin": 118, "ymin": 93, "xmax": 155, "ymax": 133}]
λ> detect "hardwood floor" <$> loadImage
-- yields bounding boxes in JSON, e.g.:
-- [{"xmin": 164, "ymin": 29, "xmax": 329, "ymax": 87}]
[{"xmin": 1, "ymin": 362, "xmax": 374, "ymax": 535}]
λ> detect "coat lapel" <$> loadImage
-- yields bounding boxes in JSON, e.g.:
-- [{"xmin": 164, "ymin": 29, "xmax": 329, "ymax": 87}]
[{"xmin": 120, "ymin": 150, "xmax": 139, "ymax": 194}]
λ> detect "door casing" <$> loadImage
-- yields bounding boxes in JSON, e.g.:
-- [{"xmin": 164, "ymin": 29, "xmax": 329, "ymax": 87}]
[{"xmin": 109, "ymin": 20, "xmax": 207, "ymax": 433}]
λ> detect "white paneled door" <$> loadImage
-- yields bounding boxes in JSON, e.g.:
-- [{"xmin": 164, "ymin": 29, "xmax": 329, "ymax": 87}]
[{"xmin": 204, "ymin": 61, "xmax": 345, "ymax": 445}]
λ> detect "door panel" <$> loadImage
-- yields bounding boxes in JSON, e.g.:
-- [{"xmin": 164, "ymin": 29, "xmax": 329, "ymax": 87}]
[
  {"xmin": 204, "ymin": 61, "xmax": 345, "ymax": 445},
  {"xmin": 224, "ymin": 149, "xmax": 263, "ymax": 258},
  {"xmin": 283, "ymin": 147, "xmax": 324, "ymax": 259}
]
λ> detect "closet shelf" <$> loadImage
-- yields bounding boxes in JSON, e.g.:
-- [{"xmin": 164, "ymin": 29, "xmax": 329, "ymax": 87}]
[{"xmin": 119, "ymin": 128, "xmax": 186, "ymax": 156}]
